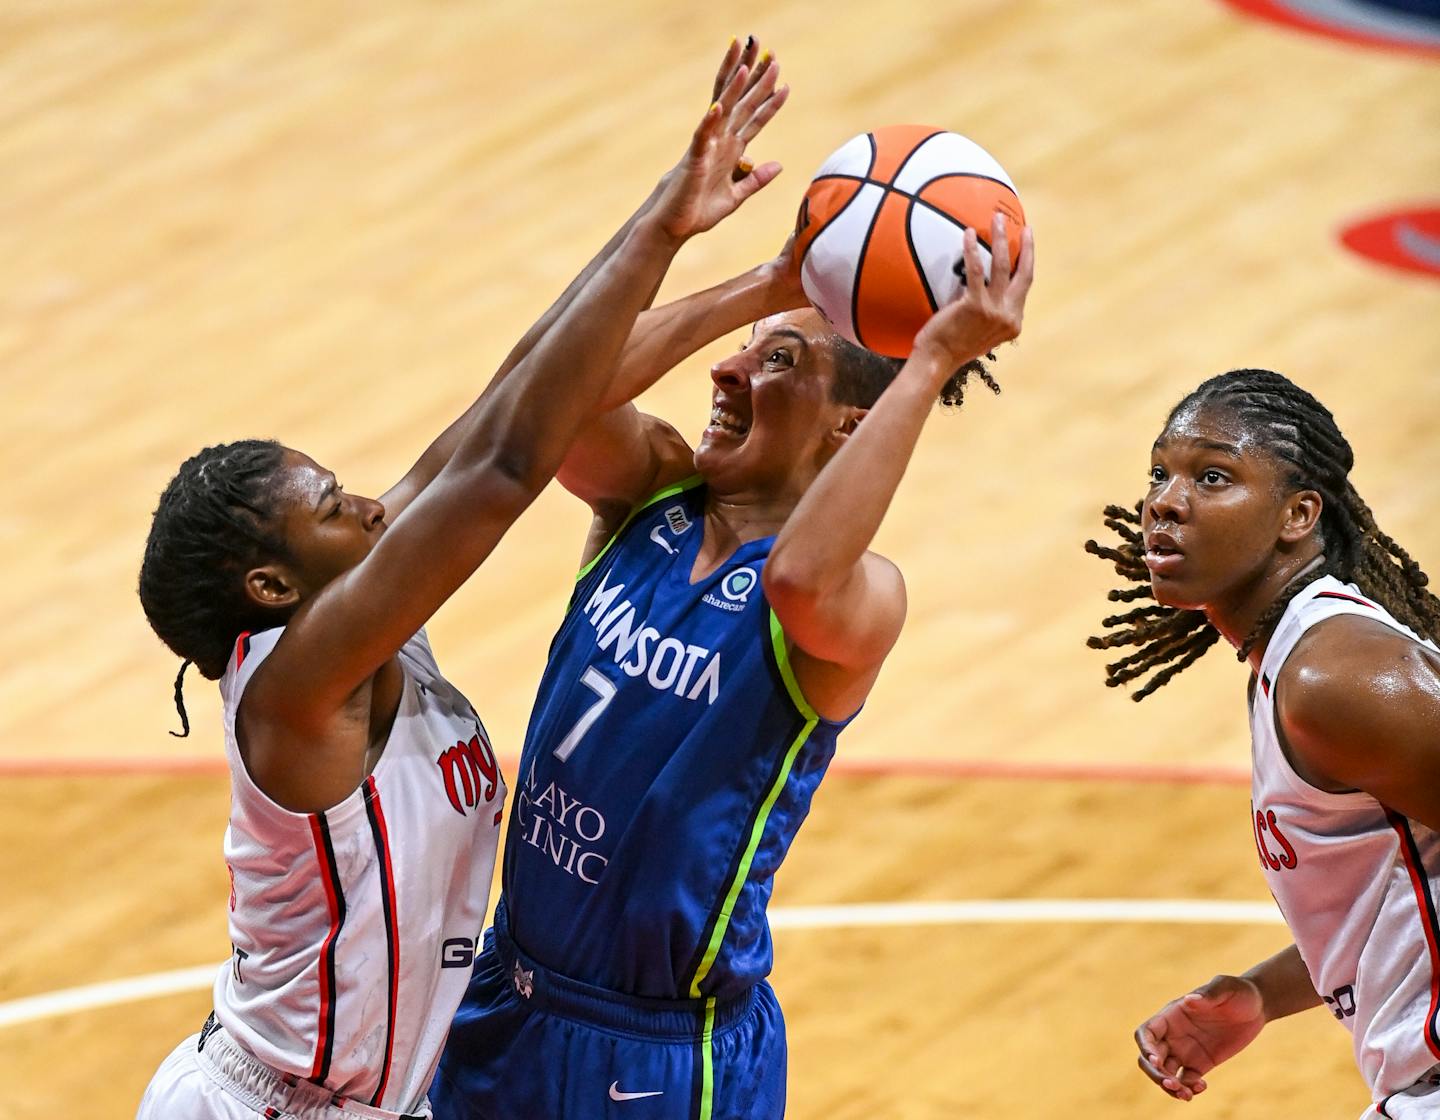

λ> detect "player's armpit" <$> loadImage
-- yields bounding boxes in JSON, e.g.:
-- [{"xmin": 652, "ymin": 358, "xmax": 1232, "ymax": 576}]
[{"xmin": 1278, "ymin": 618, "xmax": 1440, "ymax": 831}]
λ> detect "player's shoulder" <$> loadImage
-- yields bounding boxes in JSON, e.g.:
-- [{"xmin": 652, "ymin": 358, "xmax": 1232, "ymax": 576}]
[
  {"xmin": 596, "ymin": 426, "xmax": 698, "ymax": 535},
  {"xmin": 1278, "ymin": 613, "xmax": 1435, "ymax": 748}
]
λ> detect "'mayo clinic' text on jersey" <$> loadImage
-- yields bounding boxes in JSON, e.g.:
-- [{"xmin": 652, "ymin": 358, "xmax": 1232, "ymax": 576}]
[{"xmin": 503, "ymin": 477, "xmax": 853, "ymax": 1000}]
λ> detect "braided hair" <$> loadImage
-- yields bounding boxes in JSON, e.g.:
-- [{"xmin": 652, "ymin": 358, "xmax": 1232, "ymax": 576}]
[
  {"xmin": 138, "ymin": 441, "xmax": 290, "ymax": 732},
  {"xmin": 1086, "ymin": 369, "xmax": 1440, "ymax": 700}
]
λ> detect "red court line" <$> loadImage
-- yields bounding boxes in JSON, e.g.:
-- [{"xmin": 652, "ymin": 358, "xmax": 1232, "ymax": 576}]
[
  {"xmin": 1, "ymin": 756, "xmax": 229, "ymax": 777},
  {"xmin": 0, "ymin": 754, "xmax": 1249, "ymax": 785}
]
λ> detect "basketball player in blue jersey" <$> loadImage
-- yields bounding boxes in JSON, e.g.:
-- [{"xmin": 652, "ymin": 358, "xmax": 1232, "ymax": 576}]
[
  {"xmin": 431, "ymin": 42, "xmax": 1037, "ymax": 1120},
  {"xmin": 132, "ymin": 46, "xmax": 789, "ymax": 1120}
]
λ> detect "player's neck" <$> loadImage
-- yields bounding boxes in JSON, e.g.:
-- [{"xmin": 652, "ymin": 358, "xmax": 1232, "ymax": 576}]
[
  {"xmin": 1206, "ymin": 552, "xmax": 1327, "ymax": 671},
  {"xmin": 703, "ymin": 491, "xmax": 797, "ymax": 543}
]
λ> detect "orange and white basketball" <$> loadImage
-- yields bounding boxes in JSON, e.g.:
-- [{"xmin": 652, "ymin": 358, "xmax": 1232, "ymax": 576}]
[{"xmin": 794, "ymin": 125, "xmax": 1025, "ymax": 359}]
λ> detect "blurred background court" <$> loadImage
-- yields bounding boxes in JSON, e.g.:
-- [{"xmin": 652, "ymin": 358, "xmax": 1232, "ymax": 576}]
[{"xmin": 3, "ymin": 2, "xmax": 1437, "ymax": 1117}]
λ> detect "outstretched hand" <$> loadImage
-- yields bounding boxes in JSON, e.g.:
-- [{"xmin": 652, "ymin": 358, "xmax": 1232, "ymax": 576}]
[
  {"xmin": 1134, "ymin": 975, "xmax": 1268, "ymax": 1102},
  {"xmin": 650, "ymin": 38, "xmax": 790, "ymax": 243},
  {"xmin": 909, "ymin": 211, "xmax": 1035, "ymax": 376}
]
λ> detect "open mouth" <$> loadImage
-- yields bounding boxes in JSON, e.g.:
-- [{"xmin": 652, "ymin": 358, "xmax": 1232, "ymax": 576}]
[
  {"xmin": 1143, "ymin": 543, "xmax": 1183, "ymax": 574},
  {"xmin": 708, "ymin": 404, "xmax": 750, "ymax": 437}
]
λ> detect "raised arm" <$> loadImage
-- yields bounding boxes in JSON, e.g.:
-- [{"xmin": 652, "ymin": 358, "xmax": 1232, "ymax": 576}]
[
  {"xmin": 376, "ymin": 180, "xmax": 669, "ymax": 521},
  {"xmin": 764, "ymin": 214, "xmax": 1035, "ymax": 718},
  {"xmin": 247, "ymin": 55, "xmax": 787, "ymax": 745},
  {"xmin": 381, "ymin": 36, "xmax": 788, "ymax": 522}
]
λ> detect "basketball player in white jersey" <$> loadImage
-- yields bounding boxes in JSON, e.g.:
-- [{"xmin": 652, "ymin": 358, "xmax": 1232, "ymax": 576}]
[
  {"xmin": 1085, "ymin": 369, "xmax": 1440, "ymax": 1118},
  {"xmin": 133, "ymin": 46, "xmax": 791, "ymax": 1120}
]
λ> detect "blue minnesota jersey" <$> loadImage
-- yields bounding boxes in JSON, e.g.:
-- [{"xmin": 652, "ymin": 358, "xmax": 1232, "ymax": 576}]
[{"xmin": 502, "ymin": 476, "xmax": 850, "ymax": 1001}]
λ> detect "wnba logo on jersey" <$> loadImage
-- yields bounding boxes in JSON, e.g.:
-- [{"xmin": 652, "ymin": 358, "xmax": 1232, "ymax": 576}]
[
  {"xmin": 1252, "ymin": 803, "xmax": 1299, "ymax": 872},
  {"xmin": 437, "ymin": 731, "xmax": 501, "ymax": 818}
]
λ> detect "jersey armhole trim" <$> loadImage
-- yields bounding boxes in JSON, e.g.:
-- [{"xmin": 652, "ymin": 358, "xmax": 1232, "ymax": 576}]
[
  {"xmin": 685, "ymin": 613, "xmax": 821, "ymax": 999},
  {"xmin": 573, "ymin": 474, "xmax": 705, "ymax": 584},
  {"xmin": 768, "ymin": 609, "xmax": 819, "ymax": 723}
]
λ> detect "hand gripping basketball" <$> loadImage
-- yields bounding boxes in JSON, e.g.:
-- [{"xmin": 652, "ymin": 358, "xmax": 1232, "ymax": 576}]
[
  {"xmin": 794, "ymin": 125, "xmax": 1026, "ymax": 357},
  {"xmin": 909, "ymin": 211, "xmax": 1035, "ymax": 378}
]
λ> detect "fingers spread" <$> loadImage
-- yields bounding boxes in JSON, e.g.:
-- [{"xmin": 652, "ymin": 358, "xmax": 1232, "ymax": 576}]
[
  {"xmin": 715, "ymin": 60, "xmax": 750, "ymax": 117},
  {"xmin": 710, "ymin": 37, "xmax": 743, "ymax": 103},
  {"xmin": 740, "ymin": 34, "xmax": 760, "ymax": 73},
  {"xmin": 988, "ymin": 212, "xmax": 1010, "ymax": 292},
  {"xmin": 1013, "ymin": 225, "xmax": 1035, "ymax": 291},
  {"xmin": 732, "ymin": 61, "xmax": 780, "ymax": 131},
  {"xmin": 738, "ymin": 81, "xmax": 788, "ymax": 144},
  {"xmin": 689, "ymin": 98, "xmax": 724, "ymax": 158},
  {"xmin": 960, "ymin": 227, "xmax": 984, "ymax": 293}
]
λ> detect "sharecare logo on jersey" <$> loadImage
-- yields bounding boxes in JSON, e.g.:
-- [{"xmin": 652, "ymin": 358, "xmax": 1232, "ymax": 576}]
[
  {"xmin": 703, "ymin": 565, "xmax": 757, "ymax": 613},
  {"xmin": 582, "ymin": 571, "xmax": 722, "ymax": 704},
  {"xmin": 437, "ymin": 731, "xmax": 500, "ymax": 817}
]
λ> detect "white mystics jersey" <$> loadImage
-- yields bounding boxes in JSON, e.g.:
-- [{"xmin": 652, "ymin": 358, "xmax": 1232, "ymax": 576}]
[
  {"xmin": 1251, "ymin": 576, "xmax": 1440, "ymax": 1098},
  {"xmin": 215, "ymin": 627, "xmax": 505, "ymax": 1116}
]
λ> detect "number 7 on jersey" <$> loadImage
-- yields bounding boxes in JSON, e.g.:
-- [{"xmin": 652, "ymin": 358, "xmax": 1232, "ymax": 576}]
[{"xmin": 552, "ymin": 667, "xmax": 617, "ymax": 762}]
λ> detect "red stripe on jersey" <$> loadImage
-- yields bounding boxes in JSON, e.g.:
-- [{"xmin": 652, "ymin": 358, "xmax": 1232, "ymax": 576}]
[
  {"xmin": 1315, "ymin": 590, "xmax": 1376, "ymax": 609},
  {"xmin": 308, "ymin": 814, "xmax": 345, "ymax": 1082},
  {"xmin": 234, "ymin": 631, "xmax": 252, "ymax": 669},
  {"xmin": 362, "ymin": 775, "xmax": 401, "ymax": 1108},
  {"xmin": 1387, "ymin": 809, "xmax": 1440, "ymax": 1061}
]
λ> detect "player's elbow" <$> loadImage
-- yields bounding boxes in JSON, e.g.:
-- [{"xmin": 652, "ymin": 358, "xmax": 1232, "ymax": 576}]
[{"xmin": 762, "ymin": 561, "xmax": 842, "ymax": 625}]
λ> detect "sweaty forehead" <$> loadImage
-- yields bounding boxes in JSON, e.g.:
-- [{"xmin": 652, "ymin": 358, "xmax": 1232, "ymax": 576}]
[
  {"xmin": 750, "ymin": 308, "xmax": 832, "ymax": 345},
  {"xmin": 1156, "ymin": 401, "xmax": 1257, "ymax": 453},
  {"xmin": 272, "ymin": 448, "xmax": 333, "ymax": 506}
]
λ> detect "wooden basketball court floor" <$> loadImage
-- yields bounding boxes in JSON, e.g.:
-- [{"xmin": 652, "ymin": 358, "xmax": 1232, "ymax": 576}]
[{"xmin": 3, "ymin": 3, "xmax": 1436, "ymax": 1117}]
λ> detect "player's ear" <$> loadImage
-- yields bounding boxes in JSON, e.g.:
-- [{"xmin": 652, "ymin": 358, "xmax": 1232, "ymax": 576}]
[
  {"xmin": 243, "ymin": 564, "xmax": 302, "ymax": 610},
  {"xmin": 1279, "ymin": 489, "xmax": 1323, "ymax": 544},
  {"xmin": 829, "ymin": 407, "xmax": 866, "ymax": 445}
]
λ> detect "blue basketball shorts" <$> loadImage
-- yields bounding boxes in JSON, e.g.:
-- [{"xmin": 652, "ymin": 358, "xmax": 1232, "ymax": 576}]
[{"xmin": 429, "ymin": 918, "xmax": 786, "ymax": 1120}]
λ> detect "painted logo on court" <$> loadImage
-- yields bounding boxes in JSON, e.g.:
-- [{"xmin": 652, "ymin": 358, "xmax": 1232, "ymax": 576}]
[
  {"xmin": 1217, "ymin": 0, "xmax": 1440, "ymax": 57},
  {"xmin": 1339, "ymin": 206, "xmax": 1440, "ymax": 280}
]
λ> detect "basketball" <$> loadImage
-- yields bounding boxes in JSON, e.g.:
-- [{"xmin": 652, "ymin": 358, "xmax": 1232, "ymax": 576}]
[{"xmin": 793, "ymin": 125, "xmax": 1025, "ymax": 358}]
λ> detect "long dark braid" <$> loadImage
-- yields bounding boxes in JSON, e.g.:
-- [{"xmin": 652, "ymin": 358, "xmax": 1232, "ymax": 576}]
[
  {"xmin": 138, "ymin": 441, "xmax": 289, "ymax": 721},
  {"xmin": 1087, "ymin": 369, "xmax": 1440, "ymax": 700}
]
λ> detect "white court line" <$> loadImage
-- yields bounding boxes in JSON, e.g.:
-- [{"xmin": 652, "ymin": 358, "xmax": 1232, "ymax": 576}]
[
  {"xmin": 0, "ymin": 899, "xmax": 1282, "ymax": 1031},
  {"xmin": 0, "ymin": 964, "xmax": 219, "ymax": 1030}
]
